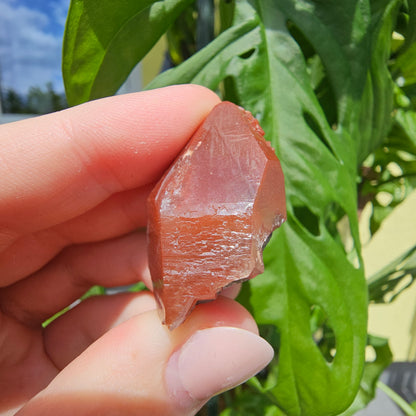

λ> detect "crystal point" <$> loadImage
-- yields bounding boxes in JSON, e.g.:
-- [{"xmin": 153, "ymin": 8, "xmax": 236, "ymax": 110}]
[{"xmin": 147, "ymin": 102, "xmax": 286, "ymax": 329}]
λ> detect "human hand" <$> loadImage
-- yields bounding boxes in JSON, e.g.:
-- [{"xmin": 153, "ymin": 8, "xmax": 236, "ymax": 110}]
[{"xmin": 0, "ymin": 85, "xmax": 274, "ymax": 416}]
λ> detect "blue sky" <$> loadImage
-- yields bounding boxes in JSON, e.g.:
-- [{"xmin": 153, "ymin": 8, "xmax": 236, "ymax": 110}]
[{"xmin": 0, "ymin": 0, "xmax": 70, "ymax": 95}]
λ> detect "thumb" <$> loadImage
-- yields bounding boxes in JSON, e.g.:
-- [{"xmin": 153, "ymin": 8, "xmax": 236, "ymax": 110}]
[
  {"xmin": 17, "ymin": 298, "xmax": 273, "ymax": 416},
  {"xmin": 165, "ymin": 327, "xmax": 273, "ymax": 412}
]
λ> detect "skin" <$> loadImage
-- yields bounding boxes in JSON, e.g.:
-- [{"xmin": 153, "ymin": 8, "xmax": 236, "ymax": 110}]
[{"xmin": 0, "ymin": 85, "xmax": 263, "ymax": 415}]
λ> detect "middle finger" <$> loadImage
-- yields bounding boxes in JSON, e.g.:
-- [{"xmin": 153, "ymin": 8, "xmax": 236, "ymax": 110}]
[
  {"xmin": 0, "ymin": 185, "xmax": 151, "ymax": 287},
  {"xmin": 0, "ymin": 230, "xmax": 150, "ymax": 327}
]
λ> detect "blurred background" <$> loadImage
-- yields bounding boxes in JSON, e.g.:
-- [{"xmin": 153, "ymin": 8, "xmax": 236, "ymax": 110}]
[
  {"xmin": 0, "ymin": 0, "xmax": 70, "ymax": 120},
  {"xmin": 0, "ymin": 0, "xmax": 163, "ymax": 122}
]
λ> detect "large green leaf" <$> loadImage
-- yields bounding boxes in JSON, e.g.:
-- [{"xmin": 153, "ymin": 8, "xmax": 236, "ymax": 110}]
[
  {"xmin": 147, "ymin": 1, "xmax": 401, "ymax": 414},
  {"xmin": 62, "ymin": 0, "xmax": 193, "ymax": 106}
]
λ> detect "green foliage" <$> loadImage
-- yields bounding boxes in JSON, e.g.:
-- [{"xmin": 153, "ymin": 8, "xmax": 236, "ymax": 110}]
[
  {"xmin": 360, "ymin": 91, "xmax": 416, "ymax": 236},
  {"xmin": 339, "ymin": 335, "xmax": 393, "ymax": 415},
  {"xmin": 368, "ymin": 245, "xmax": 416, "ymax": 303},
  {"xmin": 63, "ymin": 0, "xmax": 416, "ymax": 415},
  {"xmin": 358, "ymin": 0, "xmax": 416, "ymax": 234},
  {"xmin": 63, "ymin": 0, "xmax": 195, "ymax": 105}
]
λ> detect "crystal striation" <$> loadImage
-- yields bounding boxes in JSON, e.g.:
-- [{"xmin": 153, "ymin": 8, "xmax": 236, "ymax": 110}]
[{"xmin": 147, "ymin": 102, "xmax": 286, "ymax": 329}]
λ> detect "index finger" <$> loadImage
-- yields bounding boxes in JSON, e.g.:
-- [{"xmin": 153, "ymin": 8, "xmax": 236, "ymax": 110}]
[{"xmin": 0, "ymin": 85, "xmax": 220, "ymax": 240}]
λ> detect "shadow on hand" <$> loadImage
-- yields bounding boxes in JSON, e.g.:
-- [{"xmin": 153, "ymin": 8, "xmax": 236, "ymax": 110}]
[{"xmin": 16, "ymin": 390, "xmax": 185, "ymax": 416}]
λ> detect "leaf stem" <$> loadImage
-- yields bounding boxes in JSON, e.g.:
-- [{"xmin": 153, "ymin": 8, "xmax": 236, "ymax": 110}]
[
  {"xmin": 377, "ymin": 380, "xmax": 416, "ymax": 416},
  {"xmin": 376, "ymin": 172, "xmax": 416, "ymax": 186},
  {"xmin": 246, "ymin": 377, "xmax": 282, "ymax": 408}
]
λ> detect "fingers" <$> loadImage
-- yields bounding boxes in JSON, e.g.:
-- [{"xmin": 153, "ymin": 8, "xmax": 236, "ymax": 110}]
[
  {"xmin": 0, "ymin": 85, "xmax": 220, "ymax": 243},
  {"xmin": 20, "ymin": 297, "xmax": 273, "ymax": 416},
  {"xmin": 0, "ymin": 231, "xmax": 150, "ymax": 326},
  {"xmin": 0, "ymin": 185, "xmax": 152, "ymax": 287},
  {"xmin": 0, "ymin": 312, "xmax": 58, "ymax": 416}
]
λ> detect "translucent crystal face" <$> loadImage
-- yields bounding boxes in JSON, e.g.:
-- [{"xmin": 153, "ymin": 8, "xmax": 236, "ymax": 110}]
[{"xmin": 147, "ymin": 102, "xmax": 286, "ymax": 330}]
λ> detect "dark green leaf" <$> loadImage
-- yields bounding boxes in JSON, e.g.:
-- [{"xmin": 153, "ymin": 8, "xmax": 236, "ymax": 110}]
[
  {"xmin": 166, "ymin": 3, "xmax": 197, "ymax": 65},
  {"xmin": 355, "ymin": 0, "xmax": 397, "ymax": 162},
  {"xmin": 393, "ymin": 42, "xmax": 416, "ymax": 85},
  {"xmin": 400, "ymin": 0, "xmax": 416, "ymax": 52}
]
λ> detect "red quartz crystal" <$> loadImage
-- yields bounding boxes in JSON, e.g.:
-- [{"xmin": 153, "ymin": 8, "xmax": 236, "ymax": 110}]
[{"xmin": 147, "ymin": 101, "xmax": 286, "ymax": 329}]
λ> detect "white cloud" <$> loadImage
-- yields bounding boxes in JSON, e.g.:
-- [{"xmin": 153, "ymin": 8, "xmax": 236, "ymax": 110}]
[
  {"xmin": 0, "ymin": 0, "xmax": 70, "ymax": 95},
  {"xmin": 52, "ymin": 0, "xmax": 70, "ymax": 27}
]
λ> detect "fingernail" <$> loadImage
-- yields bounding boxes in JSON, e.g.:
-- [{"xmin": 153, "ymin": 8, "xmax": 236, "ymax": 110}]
[{"xmin": 165, "ymin": 327, "xmax": 274, "ymax": 407}]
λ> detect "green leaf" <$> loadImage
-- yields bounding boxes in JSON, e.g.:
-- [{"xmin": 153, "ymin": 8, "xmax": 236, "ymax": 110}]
[
  {"xmin": 62, "ymin": 0, "xmax": 194, "ymax": 106},
  {"xmin": 62, "ymin": 0, "xmax": 411, "ymax": 414},
  {"xmin": 147, "ymin": 1, "xmax": 401, "ymax": 413},
  {"xmin": 166, "ymin": 3, "xmax": 198, "ymax": 65},
  {"xmin": 396, "ymin": 108, "xmax": 416, "ymax": 146},
  {"xmin": 360, "ymin": 100, "xmax": 416, "ymax": 234},
  {"xmin": 399, "ymin": 0, "xmax": 416, "ymax": 53},
  {"xmin": 355, "ymin": 0, "xmax": 397, "ymax": 163},
  {"xmin": 394, "ymin": 42, "xmax": 416, "ymax": 85},
  {"xmin": 250, "ymin": 226, "xmax": 366, "ymax": 415},
  {"xmin": 339, "ymin": 335, "xmax": 393, "ymax": 415}
]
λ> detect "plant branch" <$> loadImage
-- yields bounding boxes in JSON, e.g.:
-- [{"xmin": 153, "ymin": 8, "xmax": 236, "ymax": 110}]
[
  {"xmin": 376, "ymin": 172, "xmax": 416, "ymax": 186},
  {"xmin": 377, "ymin": 381, "xmax": 416, "ymax": 416}
]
